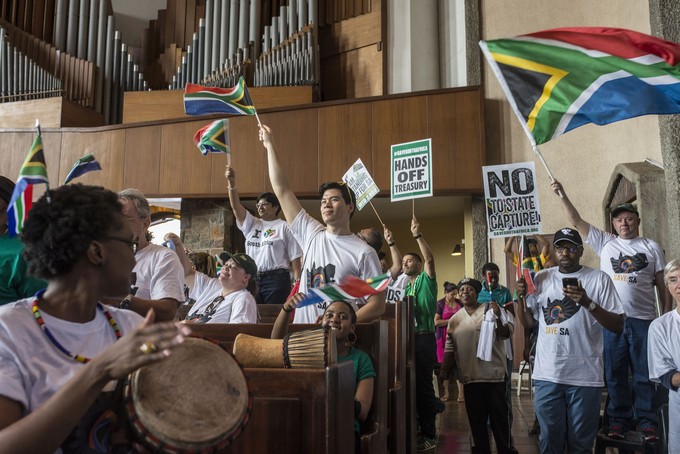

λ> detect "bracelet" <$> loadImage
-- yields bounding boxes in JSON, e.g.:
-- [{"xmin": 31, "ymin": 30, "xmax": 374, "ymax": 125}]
[
  {"xmin": 282, "ymin": 306, "xmax": 293, "ymax": 313},
  {"xmin": 388, "ymin": 242, "xmax": 396, "ymax": 247},
  {"xmin": 413, "ymin": 234, "xmax": 422, "ymax": 239},
  {"xmin": 227, "ymin": 185, "xmax": 236, "ymax": 190}
]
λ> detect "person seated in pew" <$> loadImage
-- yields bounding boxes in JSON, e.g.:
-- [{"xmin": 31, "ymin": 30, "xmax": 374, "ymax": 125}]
[
  {"xmin": 0, "ymin": 184, "xmax": 190, "ymax": 453},
  {"xmin": 163, "ymin": 233, "xmax": 221, "ymax": 310},
  {"xmin": 272, "ymin": 295, "xmax": 375, "ymax": 452},
  {"xmin": 184, "ymin": 252, "xmax": 258, "ymax": 324}
]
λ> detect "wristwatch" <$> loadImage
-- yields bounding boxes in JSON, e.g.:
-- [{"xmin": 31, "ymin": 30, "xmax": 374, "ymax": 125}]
[
  {"xmin": 119, "ymin": 294, "xmax": 134, "ymax": 310},
  {"xmin": 587, "ymin": 300, "xmax": 597, "ymax": 312}
]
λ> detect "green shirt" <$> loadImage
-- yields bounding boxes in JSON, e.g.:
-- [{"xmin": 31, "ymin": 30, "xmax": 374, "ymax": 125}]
[
  {"xmin": 0, "ymin": 234, "xmax": 47, "ymax": 305},
  {"xmin": 338, "ymin": 347, "xmax": 376, "ymax": 435},
  {"xmin": 406, "ymin": 272, "xmax": 438, "ymax": 333}
]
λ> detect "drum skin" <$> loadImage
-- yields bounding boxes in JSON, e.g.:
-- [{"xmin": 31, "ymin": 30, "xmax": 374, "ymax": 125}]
[{"xmin": 125, "ymin": 337, "xmax": 250, "ymax": 453}]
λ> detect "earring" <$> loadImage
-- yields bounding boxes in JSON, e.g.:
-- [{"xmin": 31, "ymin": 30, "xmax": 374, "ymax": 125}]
[{"xmin": 347, "ymin": 331, "xmax": 357, "ymax": 346}]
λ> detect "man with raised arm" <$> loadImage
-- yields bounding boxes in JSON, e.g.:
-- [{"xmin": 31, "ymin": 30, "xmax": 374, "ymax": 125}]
[
  {"xmin": 552, "ymin": 179, "xmax": 670, "ymax": 440},
  {"xmin": 226, "ymin": 166, "xmax": 302, "ymax": 305},
  {"xmin": 258, "ymin": 125, "xmax": 385, "ymax": 323},
  {"xmin": 402, "ymin": 216, "xmax": 439, "ymax": 451}
]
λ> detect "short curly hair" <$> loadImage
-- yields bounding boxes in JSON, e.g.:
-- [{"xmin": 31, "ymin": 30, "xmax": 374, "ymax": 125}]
[{"xmin": 22, "ymin": 184, "xmax": 126, "ymax": 279}]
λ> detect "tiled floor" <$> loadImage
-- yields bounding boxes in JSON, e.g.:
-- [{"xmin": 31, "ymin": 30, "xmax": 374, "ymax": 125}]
[{"xmin": 435, "ymin": 384, "xmax": 540, "ymax": 453}]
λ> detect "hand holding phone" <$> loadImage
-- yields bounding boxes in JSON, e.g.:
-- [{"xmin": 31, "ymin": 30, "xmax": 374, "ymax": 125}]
[{"xmin": 562, "ymin": 277, "xmax": 578, "ymax": 288}]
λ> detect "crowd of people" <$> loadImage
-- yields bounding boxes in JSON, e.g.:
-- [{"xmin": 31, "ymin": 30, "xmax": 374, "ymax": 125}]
[{"xmin": 0, "ymin": 124, "xmax": 679, "ymax": 454}]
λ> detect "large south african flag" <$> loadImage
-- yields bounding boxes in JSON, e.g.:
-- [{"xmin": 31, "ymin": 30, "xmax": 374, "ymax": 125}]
[{"xmin": 480, "ymin": 27, "xmax": 680, "ymax": 145}]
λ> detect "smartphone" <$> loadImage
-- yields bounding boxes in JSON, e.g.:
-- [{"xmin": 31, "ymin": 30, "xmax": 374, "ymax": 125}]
[{"xmin": 562, "ymin": 277, "xmax": 579, "ymax": 288}]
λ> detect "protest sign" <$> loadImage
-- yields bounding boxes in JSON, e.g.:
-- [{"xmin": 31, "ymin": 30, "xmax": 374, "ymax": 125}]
[
  {"xmin": 342, "ymin": 159, "xmax": 380, "ymax": 210},
  {"xmin": 390, "ymin": 138, "xmax": 432, "ymax": 202},
  {"xmin": 482, "ymin": 162, "xmax": 542, "ymax": 238}
]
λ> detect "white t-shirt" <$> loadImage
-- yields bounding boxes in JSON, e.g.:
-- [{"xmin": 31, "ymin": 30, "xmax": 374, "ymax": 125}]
[
  {"xmin": 186, "ymin": 288, "xmax": 257, "ymax": 323},
  {"xmin": 237, "ymin": 211, "xmax": 302, "ymax": 272},
  {"xmin": 587, "ymin": 225, "xmax": 666, "ymax": 319},
  {"xmin": 132, "ymin": 243, "xmax": 185, "ymax": 303},
  {"xmin": 386, "ymin": 273, "xmax": 409, "ymax": 304},
  {"xmin": 0, "ymin": 299, "xmax": 143, "ymax": 439},
  {"xmin": 290, "ymin": 209, "xmax": 382, "ymax": 323},
  {"xmin": 648, "ymin": 310, "xmax": 680, "ymax": 453},
  {"xmin": 527, "ymin": 266, "xmax": 624, "ymax": 387},
  {"xmin": 188, "ymin": 271, "xmax": 222, "ymax": 306}
]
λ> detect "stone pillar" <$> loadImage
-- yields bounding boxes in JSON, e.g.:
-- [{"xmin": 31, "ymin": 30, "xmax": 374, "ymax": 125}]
[
  {"xmin": 180, "ymin": 198, "xmax": 236, "ymax": 256},
  {"xmin": 649, "ymin": 0, "xmax": 680, "ymax": 260},
  {"xmin": 471, "ymin": 197, "xmax": 488, "ymax": 277}
]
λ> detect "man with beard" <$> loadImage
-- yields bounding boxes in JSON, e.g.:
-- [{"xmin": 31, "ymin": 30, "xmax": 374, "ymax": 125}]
[
  {"xmin": 516, "ymin": 227, "xmax": 623, "ymax": 454},
  {"xmin": 552, "ymin": 179, "xmax": 670, "ymax": 440},
  {"xmin": 402, "ymin": 216, "xmax": 438, "ymax": 451}
]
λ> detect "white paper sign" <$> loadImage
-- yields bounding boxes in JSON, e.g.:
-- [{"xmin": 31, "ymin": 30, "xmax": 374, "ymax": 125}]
[
  {"xmin": 390, "ymin": 138, "xmax": 433, "ymax": 202},
  {"xmin": 342, "ymin": 158, "xmax": 380, "ymax": 210},
  {"xmin": 482, "ymin": 161, "xmax": 542, "ymax": 238}
]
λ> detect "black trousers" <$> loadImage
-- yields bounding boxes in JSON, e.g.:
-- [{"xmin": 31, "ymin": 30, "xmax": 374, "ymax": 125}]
[
  {"xmin": 415, "ymin": 333, "xmax": 438, "ymax": 438},
  {"xmin": 463, "ymin": 381, "xmax": 516, "ymax": 454}
]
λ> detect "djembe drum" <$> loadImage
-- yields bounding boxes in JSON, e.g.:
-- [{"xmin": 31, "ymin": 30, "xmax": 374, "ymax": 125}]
[
  {"xmin": 232, "ymin": 327, "xmax": 337, "ymax": 368},
  {"xmin": 125, "ymin": 337, "xmax": 250, "ymax": 453}
]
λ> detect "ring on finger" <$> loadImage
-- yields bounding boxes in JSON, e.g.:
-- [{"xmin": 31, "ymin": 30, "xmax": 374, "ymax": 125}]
[{"xmin": 139, "ymin": 341, "xmax": 158, "ymax": 355}]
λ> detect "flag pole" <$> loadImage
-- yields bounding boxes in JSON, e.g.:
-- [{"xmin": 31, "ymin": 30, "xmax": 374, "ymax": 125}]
[
  {"xmin": 531, "ymin": 143, "xmax": 563, "ymax": 198},
  {"xmin": 253, "ymin": 110, "xmax": 263, "ymax": 128},
  {"xmin": 368, "ymin": 201, "xmax": 384, "ymax": 226},
  {"xmin": 35, "ymin": 119, "xmax": 51, "ymax": 203}
]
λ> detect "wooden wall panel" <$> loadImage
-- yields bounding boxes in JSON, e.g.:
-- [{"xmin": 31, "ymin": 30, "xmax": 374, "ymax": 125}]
[
  {"xmin": 320, "ymin": 45, "xmax": 382, "ymax": 100},
  {"xmin": 427, "ymin": 90, "xmax": 484, "ymax": 192},
  {"xmin": 0, "ymin": 88, "xmax": 485, "ymax": 199},
  {"xmin": 59, "ymin": 129, "xmax": 125, "ymax": 190},
  {"xmin": 0, "ymin": 98, "xmax": 63, "ymax": 127},
  {"xmin": 122, "ymin": 86, "xmax": 313, "ymax": 124},
  {"xmin": 159, "ymin": 120, "xmax": 213, "ymax": 195},
  {"xmin": 123, "ymin": 125, "xmax": 161, "ymax": 194},
  {"xmin": 371, "ymin": 97, "xmax": 428, "ymax": 191},
  {"xmin": 247, "ymin": 109, "xmax": 320, "ymax": 197},
  {"xmin": 317, "ymin": 102, "xmax": 372, "ymax": 184}
]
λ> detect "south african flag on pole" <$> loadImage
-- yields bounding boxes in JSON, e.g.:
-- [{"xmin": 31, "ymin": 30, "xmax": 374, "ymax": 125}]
[
  {"xmin": 184, "ymin": 76, "xmax": 256, "ymax": 116},
  {"xmin": 480, "ymin": 27, "xmax": 680, "ymax": 145},
  {"xmin": 7, "ymin": 133, "xmax": 49, "ymax": 236},
  {"xmin": 193, "ymin": 119, "xmax": 229, "ymax": 155}
]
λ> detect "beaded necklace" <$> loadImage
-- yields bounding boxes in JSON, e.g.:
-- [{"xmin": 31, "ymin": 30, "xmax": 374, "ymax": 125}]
[{"xmin": 32, "ymin": 294, "xmax": 122, "ymax": 364}]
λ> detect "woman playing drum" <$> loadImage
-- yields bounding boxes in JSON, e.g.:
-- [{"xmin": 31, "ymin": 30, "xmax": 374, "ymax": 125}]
[
  {"xmin": 272, "ymin": 295, "xmax": 375, "ymax": 449},
  {"xmin": 0, "ymin": 184, "xmax": 190, "ymax": 453}
]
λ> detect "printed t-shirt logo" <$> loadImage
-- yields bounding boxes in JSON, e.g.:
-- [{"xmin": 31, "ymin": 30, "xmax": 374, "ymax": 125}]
[
  {"xmin": 610, "ymin": 252, "xmax": 648, "ymax": 274},
  {"xmin": 307, "ymin": 262, "xmax": 336, "ymax": 289},
  {"xmin": 542, "ymin": 297, "xmax": 580, "ymax": 325},
  {"xmin": 263, "ymin": 228, "xmax": 277, "ymax": 238}
]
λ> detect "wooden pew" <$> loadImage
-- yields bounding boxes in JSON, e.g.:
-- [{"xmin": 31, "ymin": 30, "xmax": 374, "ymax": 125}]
[
  {"xmin": 256, "ymin": 304, "xmax": 284, "ymax": 323},
  {"xmin": 223, "ymin": 362, "xmax": 355, "ymax": 453},
  {"xmin": 383, "ymin": 301, "xmax": 408, "ymax": 454},
  {"xmin": 403, "ymin": 297, "xmax": 417, "ymax": 454},
  {"xmin": 189, "ymin": 321, "xmax": 389, "ymax": 453}
]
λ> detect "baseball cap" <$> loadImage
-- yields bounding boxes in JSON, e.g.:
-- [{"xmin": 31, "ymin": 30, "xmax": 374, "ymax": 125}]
[
  {"xmin": 553, "ymin": 228, "xmax": 583, "ymax": 246},
  {"xmin": 457, "ymin": 277, "xmax": 482, "ymax": 295},
  {"xmin": 611, "ymin": 203, "xmax": 638, "ymax": 218},
  {"xmin": 0, "ymin": 176, "xmax": 15, "ymax": 204},
  {"xmin": 218, "ymin": 251, "xmax": 258, "ymax": 277}
]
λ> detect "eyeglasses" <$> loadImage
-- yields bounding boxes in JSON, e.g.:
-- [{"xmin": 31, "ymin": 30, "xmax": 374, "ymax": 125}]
[
  {"xmin": 255, "ymin": 202, "xmax": 271, "ymax": 209},
  {"xmin": 103, "ymin": 236, "xmax": 139, "ymax": 253},
  {"xmin": 554, "ymin": 244, "xmax": 579, "ymax": 254}
]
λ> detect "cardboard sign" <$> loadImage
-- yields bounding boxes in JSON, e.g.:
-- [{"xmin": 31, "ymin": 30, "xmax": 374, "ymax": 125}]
[
  {"xmin": 342, "ymin": 158, "xmax": 380, "ymax": 210},
  {"xmin": 391, "ymin": 138, "xmax": 433, "ymax": 202},
  {"xmin": 482, "ymin": 162, "xmax": 542, "ymax": 238}
]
